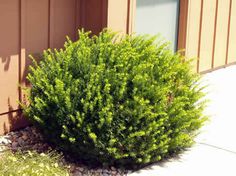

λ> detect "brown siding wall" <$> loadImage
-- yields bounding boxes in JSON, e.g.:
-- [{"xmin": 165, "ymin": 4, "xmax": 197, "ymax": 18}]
[
  {"xmin": 79, "ymin": 0, "xmax": 108, "ymax": 35},
  {"xmin": 3, "ymin": 0, "xmax": 235, "ymax": 134},
  {"xmin": 0, "ymin": 0, "xmax": 109, "ymax": 134},
  {"xmin": 228, "ymin": 0, "xmax": 236, "ymax": 64},
  {"xmin": 185, "ymin": 0, "xmax": 236, "ymax": 73},
  {"xmin": 106, "ymin": 0, "xmax": 135, "ymax": 34},
  {"xmin": 0, "ymin": 0, "xmax": 20, "ymax": 115}
]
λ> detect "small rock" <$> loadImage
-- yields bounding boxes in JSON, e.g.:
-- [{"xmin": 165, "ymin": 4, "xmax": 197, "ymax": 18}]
[
  {"xmin": 11, "ymin": 141, "xmax": 18, "ymax": 149},
  {"xmin": 0, "ymin": 145, "xmax": 8, "ymax": 152},
  {"xmin": 32, "ymin": 128, "xmax": 38, "ymax": 135},
  {"xmin": 112, "ymin": 170, "xmax": 117, "ymax": 175},
  {"xmin": 82, "ymin": 169, "xmax": 89, "ymax": 175},
  {"xmin": 21, "ymin": 134, "xmax": 28, "ymax": 140},
  {"xmin": 92, "ymin": 172, "xmax": 100, "ymax": 176},
  {"xmin": 73, "ymin": 170, "xmax": 83, "ymax": 176},
  {"xmin": 17, "ymin": 138, "xmax": 25, "ymax": 146},
  {"xmin": 102, "ymin": 170, "xmax": 111, "ymax": 176},
  {"xmin": 121, "ymin": 170, "xmax": 127, "ymax": 175},
  {"xmin": 10, "ymin": 135, "xmax": 17, "ymax": 142},
  {"xmin": 78, "ymin": 167, "xmax": 84, "ymax": 172},
  {"xmin": 69, "ymin": 164, "xmax": 77, "ymax": 172},
  {"xmin": 97, "ymin": 169, "xmax": 103, "ymax": 173},
  {"xmin": 24, "ymin": 126, "xmax": 30, "ymax": 131},
  {"xmin": 0, "ymin": 137, "xmax": 11, "ymax": 145}
]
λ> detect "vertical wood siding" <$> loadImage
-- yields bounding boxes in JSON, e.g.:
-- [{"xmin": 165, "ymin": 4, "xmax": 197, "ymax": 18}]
[
  {"xmin": 185, "ymin": 0, "xmax": 236, "ymax": 73},
  {"xmin": 214, "ymin": 0, "xmax": 230, "ymax": 68},
  {"xmin": 106, "ymin": 0, "xmax": 135, "ymax": 34},
  {"xmin": 228, "ymin": 0, "xmax": 236, "ymax": 64},
  {"xmin": 184, "ymin": 0, "xmax": 201, "ymax": 72},
  {"xmin": 0, "ymin": 0, "xmax": 108, "ymax": 134},
  {"xmin": 0, "ymin": 0, "xmax": 20, "ymax": 115},
  {"xmin": 2, "ymin": 0, "xmax": 235, "ymax": 133}
]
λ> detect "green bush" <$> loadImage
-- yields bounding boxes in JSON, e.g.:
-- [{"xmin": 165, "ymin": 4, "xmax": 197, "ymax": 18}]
[
  {"xmin": 23, "ymin": 30, "xmax": 206, "ymax": 166},
  {"xmin": 0, "ymin": 150, "xmax": 69, "ymax": 176}
]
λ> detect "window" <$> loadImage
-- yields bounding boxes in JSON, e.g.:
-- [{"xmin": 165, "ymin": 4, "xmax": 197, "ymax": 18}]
[{"xmin": 136, "ymin": 0, "xmax": 180, "ymax": 51}]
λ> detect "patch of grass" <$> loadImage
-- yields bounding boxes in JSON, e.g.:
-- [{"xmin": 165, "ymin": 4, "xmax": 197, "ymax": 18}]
[{"xmin": 0, "ymin": 150, "xmax": 70, "ymax": 176}]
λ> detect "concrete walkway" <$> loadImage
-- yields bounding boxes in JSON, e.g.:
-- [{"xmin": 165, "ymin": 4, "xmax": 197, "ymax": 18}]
[{"xmin": 129, "ymin": 65, "xmax": 236, "ymax": 176}]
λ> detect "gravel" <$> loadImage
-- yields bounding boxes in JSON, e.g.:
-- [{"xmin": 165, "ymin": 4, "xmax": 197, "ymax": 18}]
[{"xmin": 0, "ymin": 126, "xmax": 131, "ymax": 176}]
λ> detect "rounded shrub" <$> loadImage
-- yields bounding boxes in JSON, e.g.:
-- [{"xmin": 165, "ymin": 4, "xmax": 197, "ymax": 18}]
[{"xmin": 23, "ymin": 30, "xmax": 206, "ymax": 166}]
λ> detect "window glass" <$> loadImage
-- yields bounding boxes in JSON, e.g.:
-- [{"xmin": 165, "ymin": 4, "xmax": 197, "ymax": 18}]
[{"xmin": 136, "ymin": 0, "xmax": 180, "ymax": 51}]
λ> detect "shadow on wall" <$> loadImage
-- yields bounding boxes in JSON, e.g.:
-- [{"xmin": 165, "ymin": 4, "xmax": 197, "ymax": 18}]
[
  {"xmin": 0, "ymin": 36, "xmax": 72, "ymax": 136},
  {"xmin": 0, "ymin": 51, "xmax": 42, "ymax": 135},
  {"xmin": 0, "ymin": 0, "xmax": 107, "ymax": 135},
  {"xmin": 0, "ymin": 53, "xmax": 22, "ymax": 117},
  {"xmin": 0, "ymin": 44, "xmax": 73, "ymax": 136},
  {"xmin": 0, "ymin": 99, "xmax": 30, "ymax": 135},
  {"xmin": 1, "ymin": 55, "xmax": 11, "ymax": 71},
  {"xmin": 137, "ymin": 0, "xmax": 178, "ymax": 7},
  {"xmin": 2, "ymin": 111, "xmax": 30, "ymax": 135},
  {"xmin": 22, "ymin": 52, "xmax": 43, "ymax": 86},
  {"xmin": 0, "ymin": 48, "xmax": 37, "ymax": 135}
]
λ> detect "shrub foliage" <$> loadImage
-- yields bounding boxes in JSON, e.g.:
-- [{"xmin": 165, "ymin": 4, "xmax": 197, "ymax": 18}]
[{"xmin": 23, "ymin": 30, "xmax": 206, "ymax": 166}]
